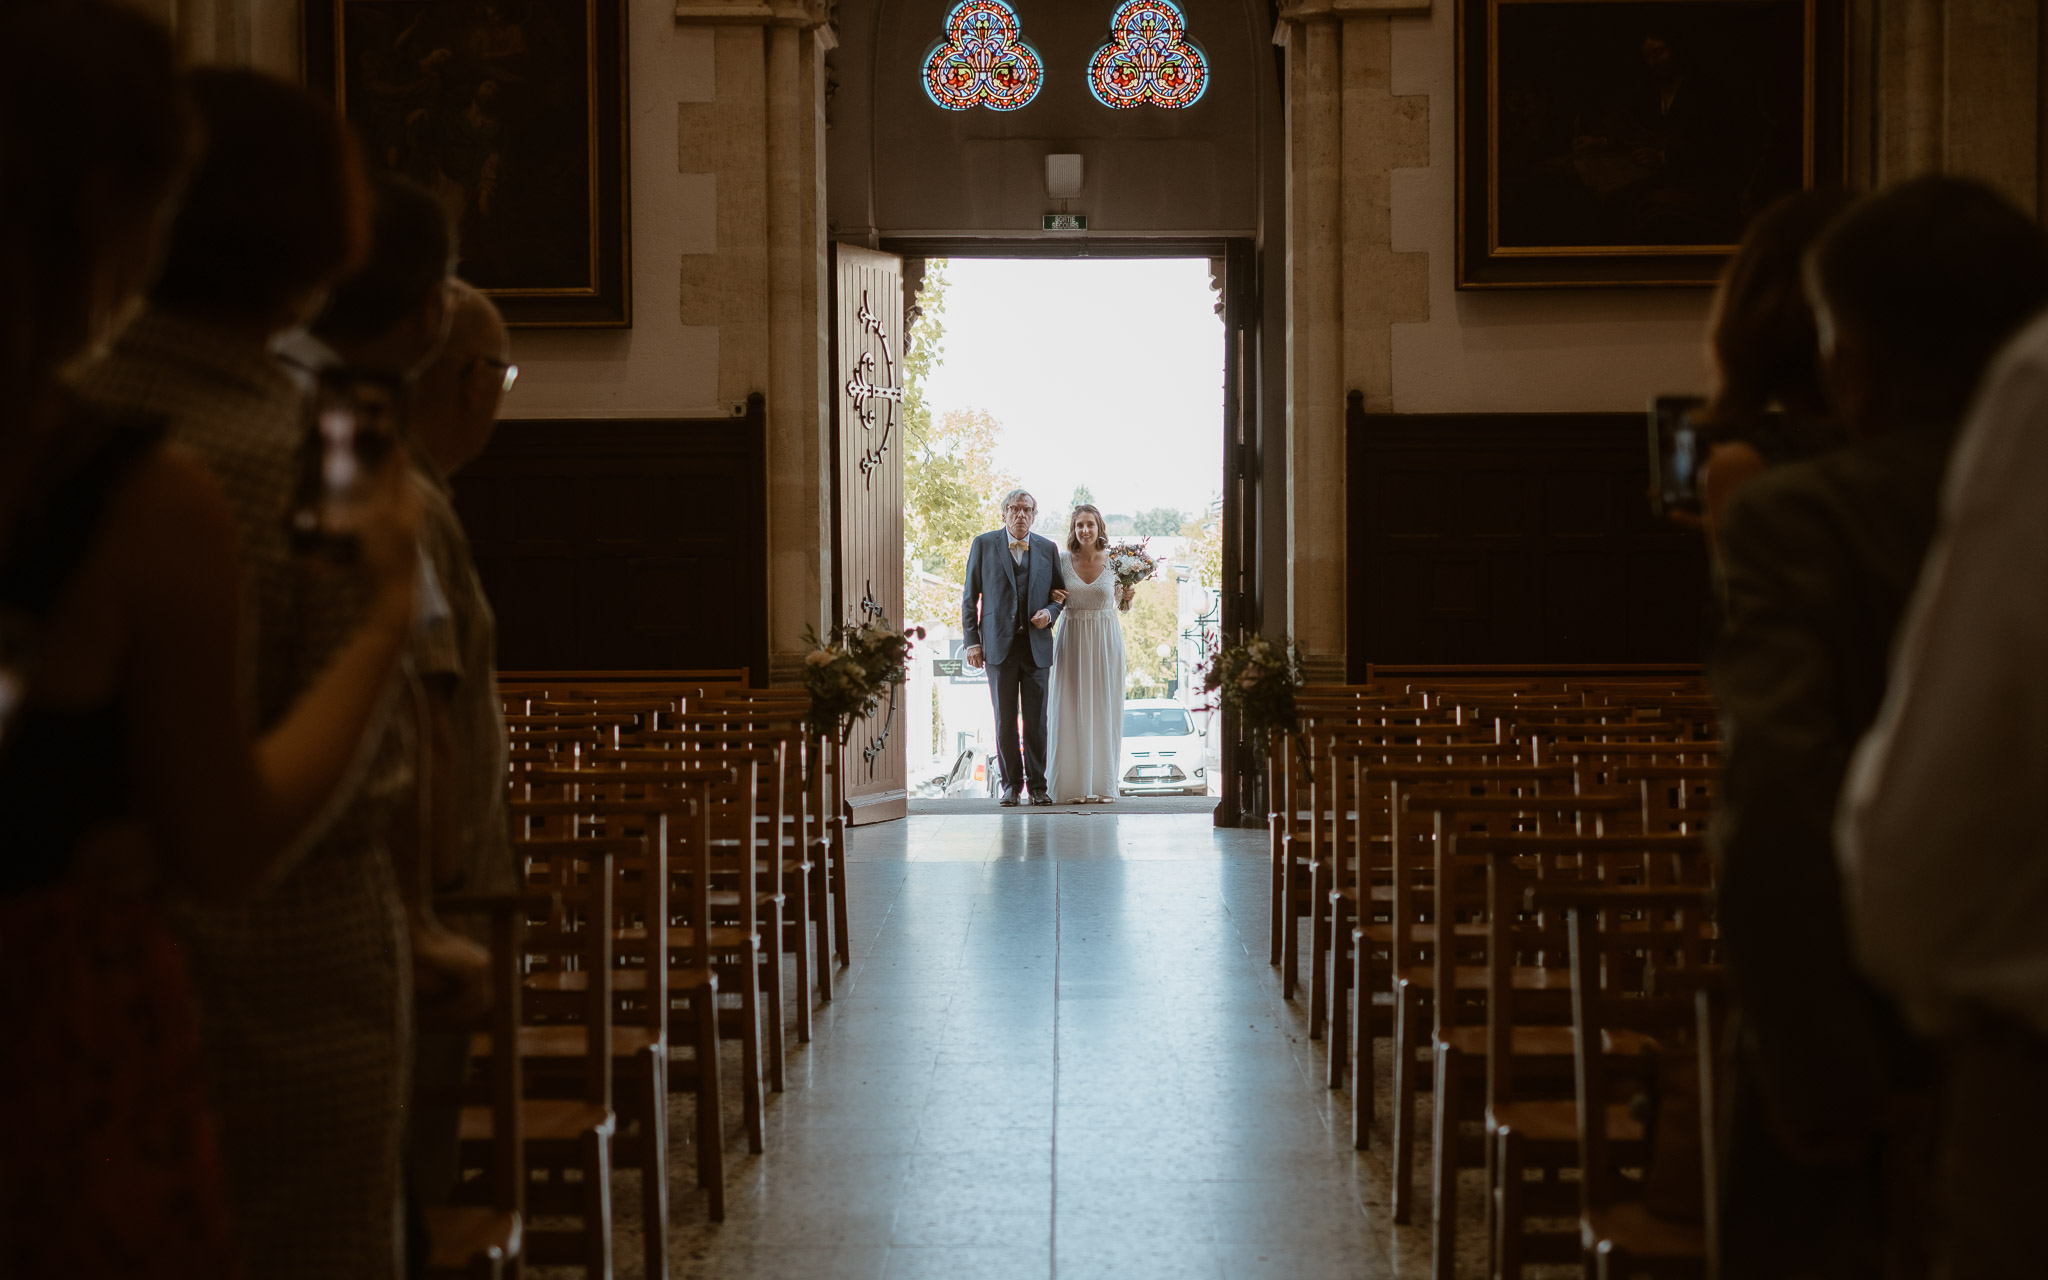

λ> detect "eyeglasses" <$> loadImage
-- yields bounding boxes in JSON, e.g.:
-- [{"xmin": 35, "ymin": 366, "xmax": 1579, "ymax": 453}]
[{"xmin": 481, "ymin": 355, "xmax": 518, "ymax": 394}]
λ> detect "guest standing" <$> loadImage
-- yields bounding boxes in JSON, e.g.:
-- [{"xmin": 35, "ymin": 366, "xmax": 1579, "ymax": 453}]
[
  {"xmin": 1710, "ymin": 176, "xmax": 2048, "ymax": 1279},
  {"xmin": 80, "ymin": 68, "xmax": 422, "ymax": 1279},
  {"xmin": 400, "ymin": 280, "xmax": 520, "ymax": 1213},
  {"xmin": 1835, "ymin": 233, "xmax": 2048, "ymax": 1280},
  {"xmin": 960, "ymin": 488, "xmax": 1066, "ymax": 805},
  {"xmin": 1, "ymin": 7, "xmax": 418, "ymax": 1276}
]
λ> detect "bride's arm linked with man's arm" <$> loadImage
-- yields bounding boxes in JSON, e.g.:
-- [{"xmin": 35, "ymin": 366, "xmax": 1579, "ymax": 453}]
[{"xmin": 961, "ymin": 532, "xmax": 986, "ymax": 669}]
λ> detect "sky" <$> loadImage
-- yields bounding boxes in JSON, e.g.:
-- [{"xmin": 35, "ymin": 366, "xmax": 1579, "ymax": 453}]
[{"xmin": 919, "ymin": 257, "xmax": 1225, "ymax": 520}]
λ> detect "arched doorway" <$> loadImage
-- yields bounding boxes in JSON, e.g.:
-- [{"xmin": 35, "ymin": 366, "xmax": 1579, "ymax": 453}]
[{"xmin": 823, "ymin": 0, "xmax": 1285, "ymax": 825}]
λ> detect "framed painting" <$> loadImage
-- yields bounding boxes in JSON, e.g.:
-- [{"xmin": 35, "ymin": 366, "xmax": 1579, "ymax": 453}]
[
  {"xmin": 1458, "ymin": 0, "xmax": 1847, "ymax": 289},
  {"xmin": 305, "ymin": 0, "xmax": 630, "ymax": 326}
]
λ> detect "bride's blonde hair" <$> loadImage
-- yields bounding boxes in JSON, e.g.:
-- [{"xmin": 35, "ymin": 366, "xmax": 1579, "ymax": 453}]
[{"xmin": 1066, "ymin": 504, "xmax": 1109, "ymax": 552}]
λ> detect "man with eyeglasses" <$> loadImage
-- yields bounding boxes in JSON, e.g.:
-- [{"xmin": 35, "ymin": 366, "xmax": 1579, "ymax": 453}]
[{"xmin": 398, "ymin": 279, "xmax": 518, "ymax": 1228}]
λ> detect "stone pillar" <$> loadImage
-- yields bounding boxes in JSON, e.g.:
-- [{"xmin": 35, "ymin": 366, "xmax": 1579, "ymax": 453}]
[
  {"xmin": 1877, "ymin": 0, "xmax": 2044, "ymax": 217},
  {"xmin": 1283, "ymin": 14, "xmax": 1345, "ymax": 684},
  {"xmin": 1275, "ymin": 0, "xmax": 1430, "ymax": 684},
  {"xmin": 677, "ymin": 0, "xmax": 836, "ymax": 686}
]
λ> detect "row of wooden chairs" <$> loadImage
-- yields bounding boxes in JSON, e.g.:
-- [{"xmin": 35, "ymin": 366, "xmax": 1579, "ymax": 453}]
[
  {"xmin": 429, "ymin": 669, "xmax": 862, "ymax": 1278},
  {"xmin": 1266, "ymin": 676, "xmax": 1725, "ymax": 1280}
]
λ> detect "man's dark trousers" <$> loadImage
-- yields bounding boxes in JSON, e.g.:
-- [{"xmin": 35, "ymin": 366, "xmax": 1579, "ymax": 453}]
[{"xmin": 991, "ymin": 645, "xmax": 1049, "ymax": 798}]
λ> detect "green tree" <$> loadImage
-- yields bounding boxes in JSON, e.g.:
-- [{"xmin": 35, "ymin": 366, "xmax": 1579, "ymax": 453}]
[
  {"xmin": 905, "ymin": 407, "xmax": 1015, "ymax": 621},
  {"xmin": 901, "ymin": 259, "xmax": 1020, "ymax": 622},
  {"xmin": 1132, "ymin": 506, "xmax": 1187, "ymax": 536},
  {"xmin": 1183, "ymin": 501, "xmax": 1222, "ymax": 588},
  {"xmin": 1121, "ymin": 576, "xmax": 1180, "ymax": 697}
]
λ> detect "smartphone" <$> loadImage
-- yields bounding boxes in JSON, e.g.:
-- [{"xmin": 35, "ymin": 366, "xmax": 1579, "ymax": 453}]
[
  {"xmin": 1647, "ymin": 394, "xmax": 1708, "ymax": 518},
  {"xmin": 288, "ymin": 368, "xmax": 401, "ymax": 561}
]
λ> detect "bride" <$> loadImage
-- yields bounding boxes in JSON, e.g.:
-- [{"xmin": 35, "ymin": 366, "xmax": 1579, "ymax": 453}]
[{"xmin": 1045, "ymin": 504, "xmax": 1131, "ymax": 803}]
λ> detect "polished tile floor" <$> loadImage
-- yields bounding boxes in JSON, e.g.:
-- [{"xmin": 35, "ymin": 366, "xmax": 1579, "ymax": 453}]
[{"xmin": 607, "ymin": 811, "xmax": 1477, "ymax": 1280}]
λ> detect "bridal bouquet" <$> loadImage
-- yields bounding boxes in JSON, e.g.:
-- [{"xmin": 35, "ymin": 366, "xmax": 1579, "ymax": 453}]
[
  {"xmin": 1106, "ymin": 540, "xmax": 1158, "ymax": 611},
  {"xmin": 800, "ymin": 616, "xmax": 926, "ymax": 739},
  {"xmin": 1200, "ymin": 633, "xmax": 1304, "ymax": 735}
]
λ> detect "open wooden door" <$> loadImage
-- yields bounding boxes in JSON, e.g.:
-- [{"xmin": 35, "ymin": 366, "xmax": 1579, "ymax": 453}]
[{"xmin": 831, "ymin": 245, "xmax": 908, "ymax": 825}]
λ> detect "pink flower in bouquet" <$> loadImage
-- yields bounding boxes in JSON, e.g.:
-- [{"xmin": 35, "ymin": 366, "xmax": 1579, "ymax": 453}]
[{"xmin": 1107, "ymin": 540, "xmax": 1159, "ymax": 592}]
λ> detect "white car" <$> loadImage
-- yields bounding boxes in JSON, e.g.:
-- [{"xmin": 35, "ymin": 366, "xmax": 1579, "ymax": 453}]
[{"xmin": 1118, "ymin": 699, "xmax": 1208, "ymax": 796}]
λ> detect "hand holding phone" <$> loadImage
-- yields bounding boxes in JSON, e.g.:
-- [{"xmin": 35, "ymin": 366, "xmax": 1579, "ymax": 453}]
[{"xmin": 1647, "ymin": 394, "xmax": 1708, "ymax": 518}]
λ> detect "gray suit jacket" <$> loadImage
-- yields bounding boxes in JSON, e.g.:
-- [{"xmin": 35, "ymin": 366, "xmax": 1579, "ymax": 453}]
[
  {"xmin": 961, "ymin": 529, "xmax": 1066, "ymax": 667},
  {"xmin": 1709, "ymin": 423, "xmax": 1949, "ymax": 1161}
]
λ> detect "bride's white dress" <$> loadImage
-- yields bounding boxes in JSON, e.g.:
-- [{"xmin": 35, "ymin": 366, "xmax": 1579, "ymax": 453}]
[{"xmin": 1046, "ymin": 550, "xmax": 1126, "ymax": 802}]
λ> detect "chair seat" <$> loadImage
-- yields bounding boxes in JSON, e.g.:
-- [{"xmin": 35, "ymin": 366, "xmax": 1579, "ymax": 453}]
[
  {"xmin": 460, "ymin": 1098, "xmax": 615, "ymax": 1143},
  {"xmin": 1487, "ymin": 1098, "xmax": 1643, "ymax": 1145},
  {"xmin": 526, "ymin": 965, "xmax": 715, "ymax": 994},
  {"xmin": 470, "ymin": 1023, "xmax": 663, "ymax": 1062},
  {"xmin": 1355, "ymin": 920, "xmax": 1487, "ymax": 944},
  {"xmin": 613, "ymin": 924, "xmax": 757, "ymax": 949},
  {"xmin": 1583, "ymin": 1202, "xmax": 1707, "ymax": 1261},
  {"xmin": 1400, "ymin": 964, "xmax": 1573, "ymax": 992},
  {"xmin": 1438, "ymin": 1023, "xmax": 1657, "ymax": 1059},
  {"xmin": 425, "ymin": 1206, "xmax": 520, "ymax": 1273}
]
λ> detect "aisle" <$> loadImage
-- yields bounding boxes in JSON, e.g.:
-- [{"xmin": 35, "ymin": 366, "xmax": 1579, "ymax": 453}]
[{"xmin": 660, "ymin": 812, "xmax": 1418, "ymax": 1280}]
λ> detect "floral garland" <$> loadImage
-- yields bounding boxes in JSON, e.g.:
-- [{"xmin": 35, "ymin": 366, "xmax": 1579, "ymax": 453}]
[
  {"xmin": 801, "ymin": 616, "xmax": 926, "ymax": 739},
  {"xmin": 1199, "ymin": 632, "xmax": 1303, "ymax": 736}
]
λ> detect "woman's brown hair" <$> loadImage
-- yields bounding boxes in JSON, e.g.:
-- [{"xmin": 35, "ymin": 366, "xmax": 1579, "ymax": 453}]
[
  {"xmin": 1066, "ymin": 504, "xmax": 1109, "ymax": 552},
  {"xmin": 1699, "ymin": 188, "xmax": 1855, "ymax": 428},
  {"xmin": 0, "ymin": 0, "xmax": 194, "ymax": 403},
  {"xmin": 150, "ymin": 68, "xmax": 370, "ymax": 323}
]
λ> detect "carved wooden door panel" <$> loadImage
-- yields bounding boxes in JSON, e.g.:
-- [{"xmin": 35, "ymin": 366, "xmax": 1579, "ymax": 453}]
[{"xmin": 833, "ymin": 246, "xmax": 908, "ymax": 825}]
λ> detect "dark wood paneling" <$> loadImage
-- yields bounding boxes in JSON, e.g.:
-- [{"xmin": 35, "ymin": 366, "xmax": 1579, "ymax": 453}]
[
  {"xmin": 451, "ymin": 405, "xmax": 767, "ymax": 677},
  {"xmin": 1346, "ymin": 401, "xmax": 1708, "ymax": 676}
]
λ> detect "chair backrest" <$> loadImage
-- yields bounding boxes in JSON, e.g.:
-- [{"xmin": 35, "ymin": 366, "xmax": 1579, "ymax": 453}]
[
  {"xmin": 1400, "ymin": 780, "xmax": 1641, "ymax": 1040},
  {"xmin": 1463, "ymin": 834, "xmax": 1710, "ymax": 1108},
  {"xmin": 1542, "ymin": 885, "xmax": 1714, "ymax": 1214},
  {"xmin": 519, "ymin": 844, "xmax": 616, "ymax": 1109},
  {"xmin": 422, "ymin": 892, "xmax": 530, "ymax": 1229}
]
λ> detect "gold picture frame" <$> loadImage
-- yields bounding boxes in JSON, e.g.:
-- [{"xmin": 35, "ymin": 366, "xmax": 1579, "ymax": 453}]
[
  {"xmin": 1457, "ymin": 0, "xmax": 1847, "ymax": 289},
  {"xmin": 305, "ymin": 0, "xmax": 631, "ymax": 326}
]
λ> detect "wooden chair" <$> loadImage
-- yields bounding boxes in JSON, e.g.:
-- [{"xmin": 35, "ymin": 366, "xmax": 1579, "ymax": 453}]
[
  {"xmin": 603, "ymin": 736, "xmax": 796, "ymax": 1091},
  {"xmin": 703, "ymin": 691, "xmax": 849, "ymax": 977},
  {"xmin": 423, "ymin": 893, "xmax": 528, "ymax": 1280},
  {"xmin": 456, "ymin": 853, "xmax": 616, "ymax": 1277},
  {"xmin": 514, "ymin": 832, "xmax": 674, "ymax": 1268},
  {"xmin": 523, "ymin": 760, "xmax": 770, "ymax": 1157},
  {"xmin": 510, "ymin": 781, "xmax": 730, "ymax": 1226},
  {"xmin": 1385, "ymin": 781, "xmax": 1639, "ymax": 1243},
  {"xmin": 1348, "ymin": 762, "xmax": 1575, "ymax": 1156},
  {"xmin": 1544, "ymin": 885, "xmax": 1716, "ymax": 1280},
  {"xmin": 1322, "ymin": 734, "xmax": 1530, "ymax": 1100},
  {"xmin": 630, "ymin": 720, "xmax": 817, "ymax": 1043},
  {"xmin": 1469, "ymin": 833, "xmax": 1712, "ymax": 1280}
]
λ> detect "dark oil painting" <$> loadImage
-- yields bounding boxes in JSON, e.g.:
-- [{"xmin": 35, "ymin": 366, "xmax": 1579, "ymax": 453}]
[
  {"xmin": 1459, "ymin": 0, "xmax": 1846, "ymax": 288},
  {"xmin": 309, "ymin": 0, "xmax": 629, "ymax": 325}
]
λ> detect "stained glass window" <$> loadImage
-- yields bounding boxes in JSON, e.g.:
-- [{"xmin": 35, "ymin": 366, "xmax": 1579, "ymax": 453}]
[
  {"xmin": 1088, "ymin": 0, "xmax": 1208, "ymax": 110},
  {"xmin": 923, "ymin": 0, "xmax": 1044, "ymax": 112}
]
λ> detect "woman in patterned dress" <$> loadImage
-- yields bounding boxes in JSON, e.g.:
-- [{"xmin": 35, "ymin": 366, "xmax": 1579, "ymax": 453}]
[{"xmin": 0, "ymin": 7, "xmax": 420, "ymax": 1274}]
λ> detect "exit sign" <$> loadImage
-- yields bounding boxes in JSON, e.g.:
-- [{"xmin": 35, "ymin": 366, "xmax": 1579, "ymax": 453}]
[{"xmin": 1043, "ymin": 213, "xmax": 1087, "ymax": 231}]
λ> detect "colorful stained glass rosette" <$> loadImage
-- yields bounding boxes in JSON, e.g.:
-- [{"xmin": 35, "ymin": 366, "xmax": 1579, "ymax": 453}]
[
  {"xmin": 1088, "ymin": 0, "xmax": 1208, "ymax": 109},
  {"xmin": 923, "ymin": 0, "xmax": 1044, "ymax": 112}
]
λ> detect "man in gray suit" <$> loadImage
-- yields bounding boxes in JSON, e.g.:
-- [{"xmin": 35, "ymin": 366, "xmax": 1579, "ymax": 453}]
[
  {"xmin": 1710, "ymin": 176, "xmax": 2048, "ymax": 1278},
  {"xmin": 962, "ymin": 488, "xmax": 1068, "ymax": 805}
]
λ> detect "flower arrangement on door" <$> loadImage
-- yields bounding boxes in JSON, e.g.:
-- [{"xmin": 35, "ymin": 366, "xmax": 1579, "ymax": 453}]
[
  {"xmin": 1200, "ymin": 633, "xmax": 1303, "ymax": 736},
  {"xmin": 801, "ymin": 618, "xmax": 927, "ymax": 739}
]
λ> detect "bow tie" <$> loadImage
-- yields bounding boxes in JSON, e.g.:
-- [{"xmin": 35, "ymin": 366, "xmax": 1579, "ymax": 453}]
[{"xmin": 1009, "ymin": 539, "xmax": 1030, "ymax": 551}]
